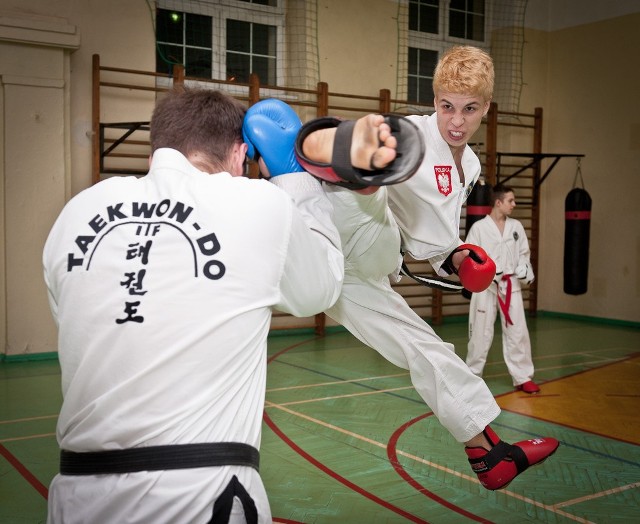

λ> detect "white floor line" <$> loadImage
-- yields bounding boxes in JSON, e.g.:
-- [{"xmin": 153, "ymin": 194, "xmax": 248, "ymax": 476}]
[
  {"xmin": 267, "ymin": 372, "xmax": 409, "ymax": 393},
  {"xmin": 0, "ymin": 432, "xmax": 56, "ymax": 443},
  {"xmin": 0, "ymin": 414, "xmax": 58, "ymax": 425},
  {"xmin": 274, "ymin": 386, "xmax": 415, "ymax": 406},
  {"xmin": 481, "ymin": 358, "xmax": 627, "ymax": 379},
  {"xmin": 553, "ymin": 481, "xmax": 640, "ymax": 509}
]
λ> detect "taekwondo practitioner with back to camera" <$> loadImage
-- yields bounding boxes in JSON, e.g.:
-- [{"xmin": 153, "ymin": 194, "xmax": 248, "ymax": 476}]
[
  {"xmin": 243, "ymin": 45, "xmax": 559, "ymax": 492},
  {"xmin": 43, "ymin": 87, "xmax": 356, "ymax": 524}
]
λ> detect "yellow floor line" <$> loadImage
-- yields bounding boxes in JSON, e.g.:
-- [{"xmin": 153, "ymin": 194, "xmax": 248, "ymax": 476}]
[
  {"xmin": 553, "ymin": 481, "xmax": 640, "ymax": 508},
  {"xmin": 265, "ymin": 401, "xmax": 596, "ymax": 523}
]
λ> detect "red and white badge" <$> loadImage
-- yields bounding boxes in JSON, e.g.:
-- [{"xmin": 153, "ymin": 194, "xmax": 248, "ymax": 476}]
[{"xmin": 434, "ymin": 166, "xmax": 452, "ymax": 196}]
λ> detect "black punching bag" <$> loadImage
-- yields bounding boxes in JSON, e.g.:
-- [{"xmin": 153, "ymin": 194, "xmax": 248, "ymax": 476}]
[
  {"xmin": 564, "ymin": 184, "xmax": 592, "ymax": 295},
  {"xmin": 465, "ymin": 182, "xmax": 492, "ymax": 238}
]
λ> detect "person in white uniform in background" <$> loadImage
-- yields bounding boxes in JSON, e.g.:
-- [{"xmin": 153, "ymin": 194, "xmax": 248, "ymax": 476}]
[
  {"xmin": 244, "ymin": 46, "xmax": 558, "ymax": 492},
  {"xmin": 466, "ymin": 183, "xmax": 540, "ymax": 394},
  {"xmin": 43, "ymin": 87, "xmax": 360, "ymax": 524}
]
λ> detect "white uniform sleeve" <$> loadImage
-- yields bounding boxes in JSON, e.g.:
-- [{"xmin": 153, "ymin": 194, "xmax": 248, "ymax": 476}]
[
  {"xmin": 270, "ymin": 173, "xmax": 344, "ymax": 316},
  {"xmin": 42, "ymin": 265, "xmax": 59, "ymax": 326},
  {"xmin": 428, "ymin": 237, "xmax": 464, "ymax": 276},
  {"xmin": 428, "ymin": 221, "xmax": 481, "ymax": 277},
  {"xmin": 515, "ymin": 222, "xmax": 535, "ymax": 283}
]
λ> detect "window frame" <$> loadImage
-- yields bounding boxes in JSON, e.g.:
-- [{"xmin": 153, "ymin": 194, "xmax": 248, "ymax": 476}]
[
  {"xmin": 156, "ymin": 0, "xmax": 285, "ymax": 94},
  {"xmin": 217, "ymin": 8, "xmax": 282, "ymax": 85},
  {"xmin": 447, "ymin": 0, "xmax": 487, "ymax": 42},
  {"xmin": 407, "ymin": 46, "xmax": 439, "ymax": 105},
  {"xmin": 156, "ymin": 9, "xmax": 215, "ymax": 78},
  {"xmin": 406, "ymin": 0, "xmax": 492, "ymax": 106}
]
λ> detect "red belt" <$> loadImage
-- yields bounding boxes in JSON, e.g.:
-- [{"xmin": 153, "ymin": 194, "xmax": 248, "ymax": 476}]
[{"xmin": 496, "ymin": 274, "xmax": 514, "ymax": 326}]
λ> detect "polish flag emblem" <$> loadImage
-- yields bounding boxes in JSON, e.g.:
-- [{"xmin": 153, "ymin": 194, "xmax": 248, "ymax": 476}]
[{"xmin": 435, "ymin": 166, "xmax": 452, "ymax": 196}]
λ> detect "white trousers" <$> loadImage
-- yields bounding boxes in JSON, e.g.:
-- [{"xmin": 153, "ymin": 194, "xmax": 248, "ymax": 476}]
[
  {"xmin": 324, "ymin": 186, "xmax": 500, "ymax": 443},
  {"xmin": 467, "ymin": 287, "xmax": 534, "ymax": 386}
]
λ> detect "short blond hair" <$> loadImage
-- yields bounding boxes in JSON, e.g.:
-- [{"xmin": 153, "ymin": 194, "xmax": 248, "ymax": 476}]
[{"xmin": 432, "ymin": 46, "xmax": 494, "ymax": 101}]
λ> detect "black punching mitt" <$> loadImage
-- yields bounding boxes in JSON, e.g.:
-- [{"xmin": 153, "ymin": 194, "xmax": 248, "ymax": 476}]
[{"xmin": 294, "ymin": 115, "xmax": 425, "ymax": 190}]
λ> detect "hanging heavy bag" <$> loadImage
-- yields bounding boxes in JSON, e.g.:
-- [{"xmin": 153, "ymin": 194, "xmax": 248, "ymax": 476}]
[
  {"xmin": 564, "ymin": 162, "xmax": 591, "ymax": 295},
  {"xmin": 465, "ymin": 181, "xmax": 492, "ymax": 238}
]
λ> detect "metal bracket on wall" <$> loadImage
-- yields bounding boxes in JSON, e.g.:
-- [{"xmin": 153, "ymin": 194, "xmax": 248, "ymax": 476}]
[
  {"xmin": 496, "ymin": 152, "xmax": 585, "ymax": 187},
  {"xmin": 100, "ymin": 122, "xmax": 151, "ymax": 176}
]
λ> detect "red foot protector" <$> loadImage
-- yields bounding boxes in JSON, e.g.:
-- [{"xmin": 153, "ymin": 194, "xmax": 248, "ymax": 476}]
[
  {"xmin": 465, "ymin": 426, "xmax": 559, "ymax": 490},
  {"xmin": 294, "ymin": 115, "xmax": 425, "ymax": 191}
]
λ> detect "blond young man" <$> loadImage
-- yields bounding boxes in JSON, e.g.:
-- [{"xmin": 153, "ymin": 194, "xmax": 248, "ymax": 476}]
[{"xmin": 244, "ymin": 46, "xmax": 559, "ymax": 491}]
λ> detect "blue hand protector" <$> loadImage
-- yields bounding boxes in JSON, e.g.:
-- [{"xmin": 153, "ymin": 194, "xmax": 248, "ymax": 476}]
[{"xmin": 242, "ymin": 98, "xmax": 305, "ymax": 177}]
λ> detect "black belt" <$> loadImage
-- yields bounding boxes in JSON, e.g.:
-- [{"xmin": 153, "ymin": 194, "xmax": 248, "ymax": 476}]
[
  {"xmin": 60, "ymin": 442, "xmax": 259, "ymax": 476},
  {"xmin": 400, "ymin": 260, "xmax": 464, "ymax": 292}
]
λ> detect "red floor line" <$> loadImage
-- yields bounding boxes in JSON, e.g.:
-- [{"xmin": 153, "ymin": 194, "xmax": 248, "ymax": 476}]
[
  {"xmin": 267, "ymin": 336, "xmax": 323, "ymax": 364},
  {"xmin": 493, "ymin": 352, "xmax": 640, "ymax": 401},
  {"xmin": 493, "ymin": 372, "xmax": 640, "ymax": 446},
  {"xmin": 263, "ymin": 411, "xmax": 429, "ymax": 523},
  {"xmin": 267, "ymin": 338, "xmax": 430, "ymax": 522},
  {"xmin": 266, "ymin": 335, "xmax": 488, "ymax": 522},
  {"xmin": 387, "ymin": 413, "xmax": 495, "ymax": 524},
  {"xmin": 498, "ymin": 406, "xmax": 640, "ymax": 448},
  {"xmin": 492, "ymin": 353, "xmax": 640, "ymax": 446},
  {"xmin": 0, "ymin": 443, "xmax": 49, "ymax": 499}
]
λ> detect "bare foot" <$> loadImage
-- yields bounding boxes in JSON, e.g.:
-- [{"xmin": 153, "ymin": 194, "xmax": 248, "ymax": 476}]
[
  {"xmin": 352, "ymin": 114, "xmax": 397, "ymax": 169},
  {"xmin": 302, "ymin": 114, "xmax": 397, "ymax": 170}
]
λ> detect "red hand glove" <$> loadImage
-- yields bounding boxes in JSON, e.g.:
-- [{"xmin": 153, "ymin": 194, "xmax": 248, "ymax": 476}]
[{"xmin": 453, "ymin": 244, "xmax": 497, "ymax": 293}]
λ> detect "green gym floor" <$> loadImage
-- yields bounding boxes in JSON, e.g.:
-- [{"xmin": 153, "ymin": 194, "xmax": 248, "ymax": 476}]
[{"xmin": 1, "ymin": 315, "xmax": 639, "ymax": 523}]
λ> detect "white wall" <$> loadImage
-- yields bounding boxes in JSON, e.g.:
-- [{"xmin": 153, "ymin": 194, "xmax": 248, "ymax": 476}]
[
  {"xmin": 521, "ymin": 6, "xmax": 640, "ymax": 322},
  {"xmin": 1, "ymin": 0, "xmax": 638, "ymax": 357},
  {"xmin": 0, "ymin": 12, "xmax": 79, "ymax": 355},
  {"xmin": 0, "ymin": 1, "xmax": 155, "ymax": 355},
  {"xmin": 525, "ymin": 0, "xmax": 640, "ymax": 30}
]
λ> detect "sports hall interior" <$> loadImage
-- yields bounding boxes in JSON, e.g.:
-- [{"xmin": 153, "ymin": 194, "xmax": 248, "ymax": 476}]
[{"xmin": 1, "ymin": 1, "xmax": 639, "ymax": 523}]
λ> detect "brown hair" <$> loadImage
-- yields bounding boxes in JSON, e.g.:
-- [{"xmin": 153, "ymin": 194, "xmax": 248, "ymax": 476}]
[
  {"xmin": 150, "ymin": 87, "xmax": 246, "ymax": 171},
  {"xmin": 433, "ymin": 46, "xmax": 494, "ymax": 101},
  {"xmin": 491, "ymin": 183, "xmax": 514, "ymax": 204}
]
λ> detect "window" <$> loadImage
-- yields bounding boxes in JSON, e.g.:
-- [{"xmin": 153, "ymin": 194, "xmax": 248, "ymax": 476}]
[
  {"xmin": 405, "ymin": 0, "xmax": 490, "ymax": 105},
  {"xmin": 226, "ymin": 19, "xmax": 277, "ymax": 83},
  {"xmin": 449, "ymin": 0, "xmax": 485, "ymax": 41},
  {"xmin": 238, "ymin": 0, "xmax": 278, "ymax": 5},
  {"xmin": 155, "ymin": 2, "xmax": 282, "ymax": 86},
  {"xmin": 409, "ymin": 0, "xmax": 439, "ymax": 34},
  {"xmin": 408, "ymin": 47, "xmax": 438, "ymax": 104},
  {"xmin": 156, "ymin": 9, "xmax": 213, "ymax": 78}
]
